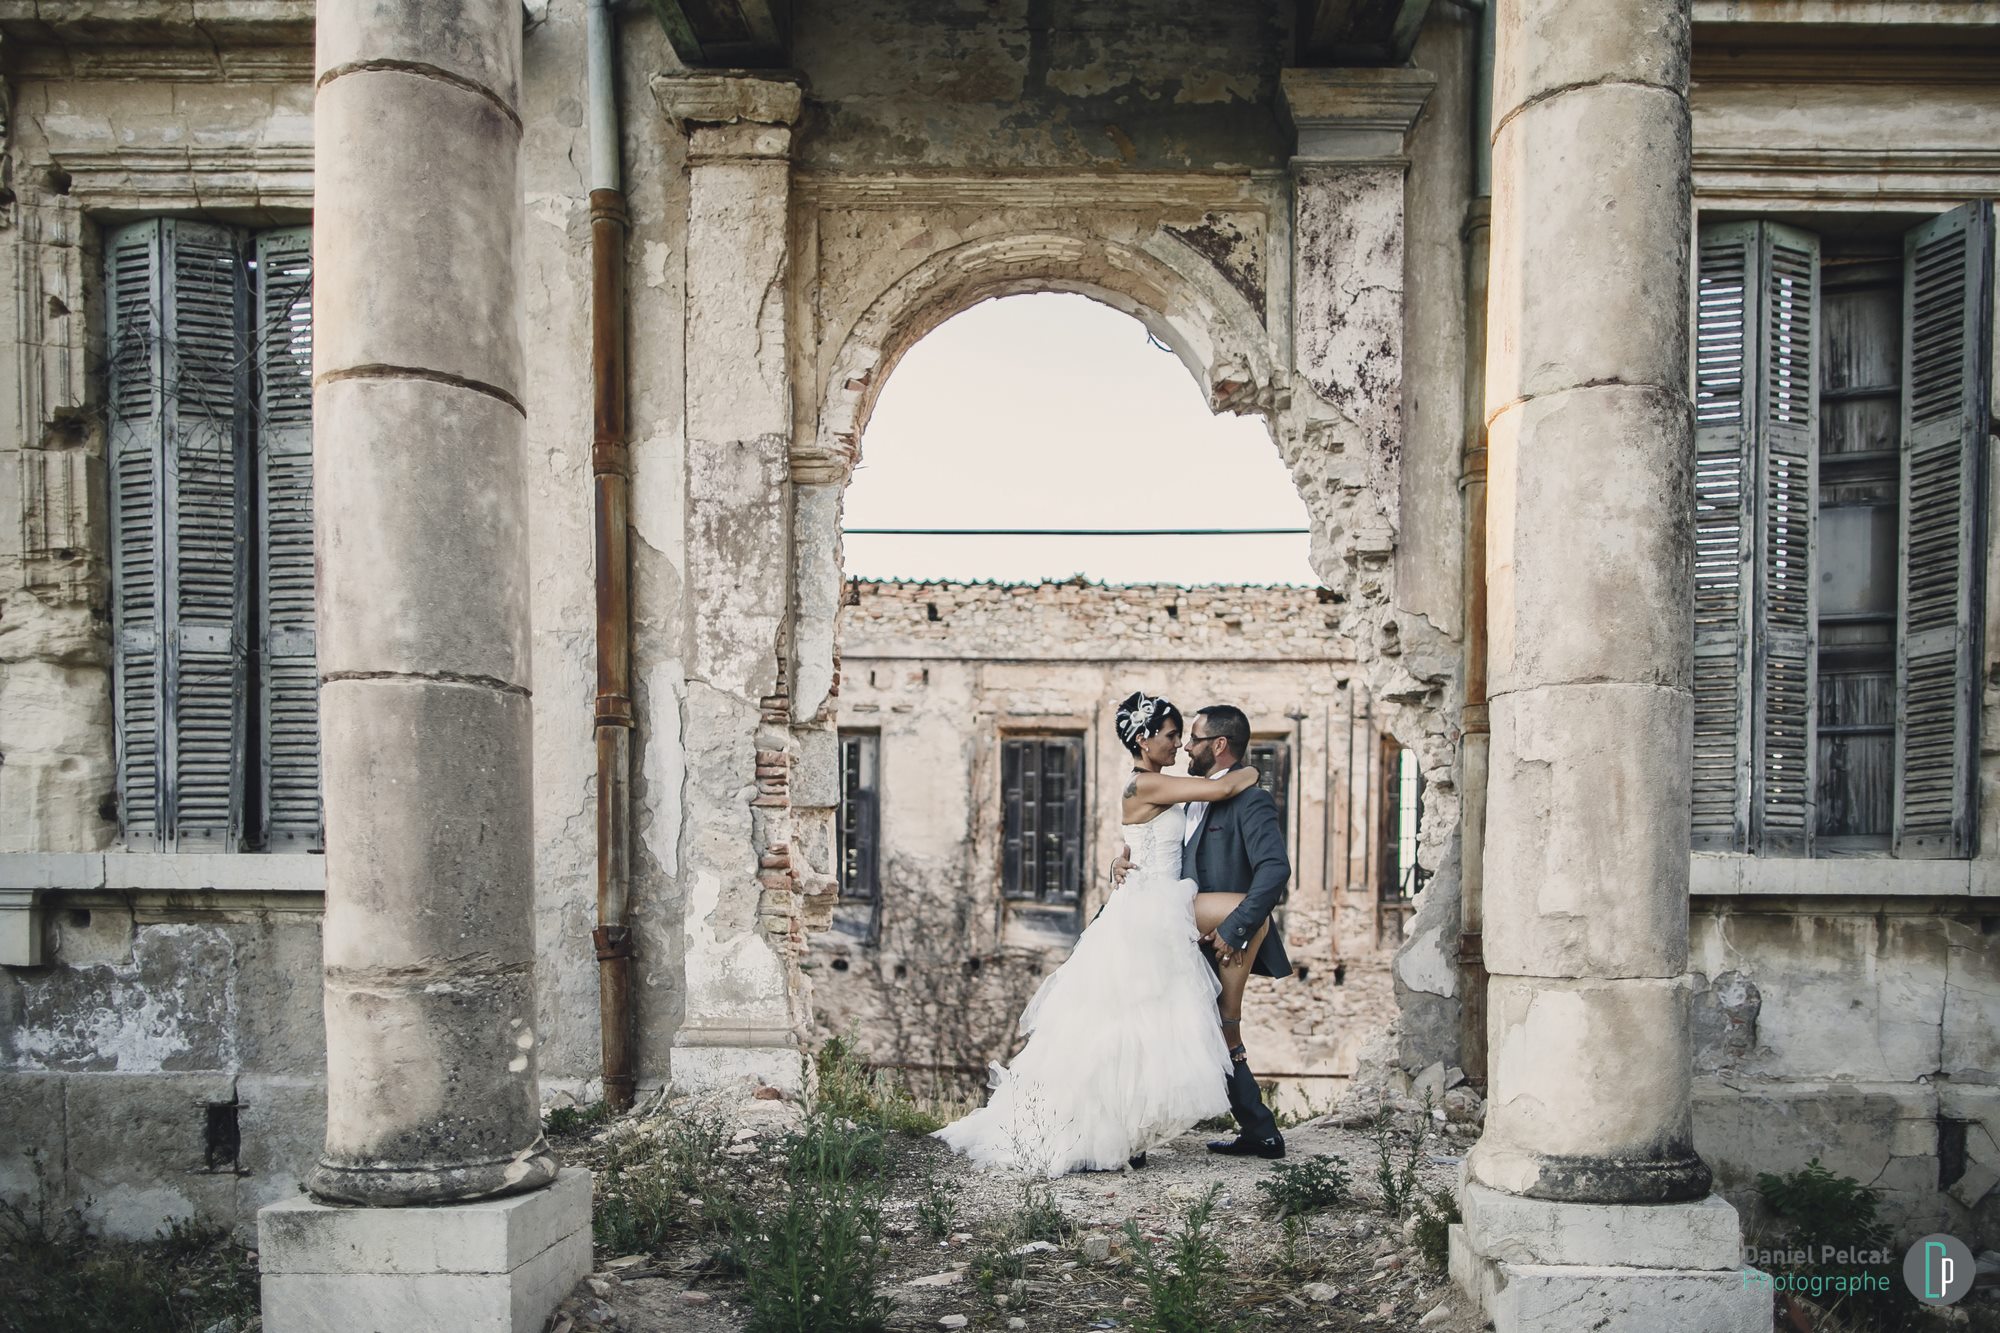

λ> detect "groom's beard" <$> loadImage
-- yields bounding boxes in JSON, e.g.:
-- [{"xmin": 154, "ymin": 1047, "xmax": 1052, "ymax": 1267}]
[{"xmin": 1189, "ymin": 750, "xmax": 1213, "ymax": 777}]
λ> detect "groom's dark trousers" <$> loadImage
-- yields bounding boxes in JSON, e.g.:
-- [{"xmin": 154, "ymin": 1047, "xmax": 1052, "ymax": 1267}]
[{"xmin": 1184, "ymin": 781, "xmax": 1292, "ymax": 1143}]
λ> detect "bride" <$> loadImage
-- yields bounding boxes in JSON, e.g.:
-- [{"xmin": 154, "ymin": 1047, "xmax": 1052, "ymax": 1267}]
[{"xmin": 933, "ymin": 691, "xmax": 1265, "ymax": 1176}]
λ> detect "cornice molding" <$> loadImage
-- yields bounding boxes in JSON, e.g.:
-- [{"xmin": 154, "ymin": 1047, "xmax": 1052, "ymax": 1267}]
[
  {"xmin": 650, "ymin": 73, "xmax": 805, "ymax": 133},
  {"xmin": 1693, "ymin": 144, "xmax": 2000, "ymax": 208},
  {"xmin": 795, "ymin": 173, "xmax": 1280, "ymax": 214},
  {"xmin": 1279, "ymin": 67, "xmax": 1437, "ymax": 166},
  {"xmin": 45, "ymin": 143, "xmax": 313, "ymax": 211}
]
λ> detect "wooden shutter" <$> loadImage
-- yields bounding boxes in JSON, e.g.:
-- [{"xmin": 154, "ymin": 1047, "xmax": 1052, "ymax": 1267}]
[
  {"xmin": 1691, "ymin": 223, "xmax": 1758, "ymax": 852},
  {"xmin": 1751, "ymin": 224, "xmax": 1821, "ymax": 855},
  {"xmin": 254, "ymin": 228, "xmax": 321, "ymax": 849},
  {"xmin": 1895, "ymin": 202, "xmax": 1993, "ymax": 857},
  {"xmin": 1051, "ymin": 738, "xmax": 1083, "ymax": 904},
  {"xmin": 1001, "ymin": 739, "xmax": 1025, "ymax": 898},
  {"xmin": 106, "ymin": 223, "xmax": 168, "ymax": 847},
  {"xmin": 104, "ymin": 221, "xmax": 250, "ymax": 850},
  {"xmin": 166, "ymin": 223, "xmax": 251, "ymax": 848}
]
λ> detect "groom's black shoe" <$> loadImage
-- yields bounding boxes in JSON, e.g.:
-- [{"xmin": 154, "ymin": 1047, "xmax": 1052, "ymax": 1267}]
[{"xmin": 1207, "ymin": 1133, "xmax": 1284, "ymax": 1160}]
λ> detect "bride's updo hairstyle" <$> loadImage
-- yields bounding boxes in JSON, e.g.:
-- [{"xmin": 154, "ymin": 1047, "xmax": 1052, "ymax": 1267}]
[{"xmin": 1115, "ymin": 691, "xmax": 1183, "ymax": 757}]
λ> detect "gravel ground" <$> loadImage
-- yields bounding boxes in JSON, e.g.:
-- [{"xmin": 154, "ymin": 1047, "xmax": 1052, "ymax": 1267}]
[{"xmin": 546, "ymin": 1090, "xmax": 1493, "ymax": 1333}]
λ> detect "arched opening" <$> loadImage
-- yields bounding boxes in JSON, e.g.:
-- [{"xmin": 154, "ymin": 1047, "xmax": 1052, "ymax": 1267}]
[{"xmin": 804, "ymin": 289, "xmax": 1410, "ymax": 1121}]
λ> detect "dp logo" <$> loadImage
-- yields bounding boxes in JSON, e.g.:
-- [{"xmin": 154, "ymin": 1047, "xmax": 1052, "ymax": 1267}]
[{"xmin": 1903, "ymin": 1234, "xmax": 1973, "ymax": 1305}]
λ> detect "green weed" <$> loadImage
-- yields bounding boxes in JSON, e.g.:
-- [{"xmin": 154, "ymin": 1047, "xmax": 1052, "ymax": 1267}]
[
  {"xmin": 914, "ymin": 1167, "xmax": 961, "ymax": 1243},
  {"xmin": 1254, "ymin": 1154, "xmax": 1351, "ymax": 1220},
  {"xmin": 544, "ymin": 1099, "xmax": 617, "ymax": 1138},
  {"xmin": 592, "ymin": 1111, "xmax": 737, "ymax": 1253},
  {"xmin": 1411, "ymin": 1187, "xmax": 1460, "ymax": 1273},
  {"xmin": 1371, "ymin": 1094, "xmax": 1433, "ymax": 1218},
  {"xmin": 0, "ymin": 1205, "xmax": 258, "ymax": 1333},
  {"xmin": 813, "ymin": 1036, "xmax": 952, "ymax": 1135},
  {"xmin": 1122, "ymin": 1183, "xmax": 1236, "ymax": 1333}
]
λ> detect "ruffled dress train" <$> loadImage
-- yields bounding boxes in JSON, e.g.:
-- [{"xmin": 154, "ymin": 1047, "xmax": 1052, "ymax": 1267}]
[{"xmin": 933, "ymin": 806, "xmax": 1233, "ymax": 1175}]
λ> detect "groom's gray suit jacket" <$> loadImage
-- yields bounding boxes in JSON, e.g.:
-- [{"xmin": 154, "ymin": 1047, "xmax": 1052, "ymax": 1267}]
[{"xmin": 1184, "ymin": 784, "xmax": 1293, "ymax": 979}]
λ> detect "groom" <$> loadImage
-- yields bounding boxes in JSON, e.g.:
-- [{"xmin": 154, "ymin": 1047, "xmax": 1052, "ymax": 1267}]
[{"xmin": 1118, "ymin": 702, "xmax": 1291, "ymax": 1159}]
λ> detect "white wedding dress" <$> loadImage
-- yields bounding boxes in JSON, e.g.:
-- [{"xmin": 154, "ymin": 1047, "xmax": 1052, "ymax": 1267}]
[{"xmin": 933, "ymin": 803, "xmax": 1233, "ymax": 1175}]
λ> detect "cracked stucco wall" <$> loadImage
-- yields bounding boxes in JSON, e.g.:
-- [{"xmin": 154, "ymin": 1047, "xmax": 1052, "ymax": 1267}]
[{"xmin": 1689, "ymin": 903, "xmax": 2000, "ymax": 1239}]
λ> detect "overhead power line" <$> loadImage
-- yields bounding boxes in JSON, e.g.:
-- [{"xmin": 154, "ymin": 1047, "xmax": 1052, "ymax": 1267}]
[{"xmin": 845, "ymin": 527, "xmax": 1309, "ymax": 537}]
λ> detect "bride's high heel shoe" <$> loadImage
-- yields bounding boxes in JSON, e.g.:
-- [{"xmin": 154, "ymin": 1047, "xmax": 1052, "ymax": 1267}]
[{"xmin": 1221, "ymin": 1018, "xmax": 1247, "ymax": 1064}]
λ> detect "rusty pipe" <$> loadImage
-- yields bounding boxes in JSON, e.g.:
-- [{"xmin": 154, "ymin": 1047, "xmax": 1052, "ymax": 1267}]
[
  {"xmin": 1456, "ymin": 0, "xmax": 1496, "ymax": 1090},
  {"xmin": 588, "ymin": 0, "xmax": 636, "ymax": 1112}
]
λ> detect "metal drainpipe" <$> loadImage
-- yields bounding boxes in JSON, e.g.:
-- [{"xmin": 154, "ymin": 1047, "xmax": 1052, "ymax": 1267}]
[
  {"xmin": 1456, "ymin": 0, "xmax": 1495, "ymax": 1090},
  {"xmin": 587, "ymin": 0, "xmax": 637, "ymax": 1111}
]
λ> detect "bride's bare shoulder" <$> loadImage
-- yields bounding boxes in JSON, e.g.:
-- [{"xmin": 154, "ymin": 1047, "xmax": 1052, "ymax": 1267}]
[{"xmin": 1120, "ymin": 773, "xmax": 1171, "ymax": 825}]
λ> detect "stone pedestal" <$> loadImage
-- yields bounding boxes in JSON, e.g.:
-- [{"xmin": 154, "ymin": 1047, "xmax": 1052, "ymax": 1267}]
[
  {"xmin": 260, "ymin": 1168, "xmax": 593, "ymax": 1333},
  {"xmin": 1448, "ymin": 1180, "xmax": 1767, "ymax": 1333}
]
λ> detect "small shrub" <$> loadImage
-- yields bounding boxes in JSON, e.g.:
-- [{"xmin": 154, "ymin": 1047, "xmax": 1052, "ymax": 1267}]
[
  {"xmin": 813, "ymin": 1035, "xmax": 952, "ymax": 1135},
  {"xmin": 1411, "ymin": 1187, "xmax": 1459, "ymax": 1273},
  {"xmin": 1012, "ymin": 1178, "xmax": 1073, "ymax": 1245},
  {"xmin": 0, "ymin": 1205, "xmax": 258, "ymax": 1333},
  {"xmin": 1255, "ymin": 1154, "xmax": 1350, "ymax": 1220},
  {"xmin": 1371, "ymin": 1094, "xmax": 1433, "ymax": 1218},
  {"xmin": 1272, "ymin": 1213, "xmax": 1327, "ymax": 1283},
  {"xmin": 1753, "ymin": 1159, "xmax": 1892, "ymax": 1259},
  {"xmin": 1123, "ymin": 1183, "xmax": 1236, "ymax": 1333},
  {"xmin": 735, "ymin": 1179, "xmax": 890, "ymax": 1333},
  {"xmin": 728, "ymin": 1091, "xmax": 895, "ymax": 1333},
  {"xmin": 545, "ymin": 1099, "xmax": 616, "ymax": 1138},
  {"xmin": 970, "ymin": 1242, "xmax": 1026, "ymax": 1297},
  {"xmin": 915, "ymin": 1168, "xmax": 961, "ymax": 1243},
  {"xmin": 784, "ymin": 1105, "xmax": 888, "ymax": 1188},
  {"xmin": 592, "ymin": 1111, "xmax": 737, "ymax": 1253},
  {"xmin": 1194, "ymin": 1112, "xmax": 1237, "ymax": 1134},
  {"xmin": 1753, "ymin": 1159, "xmax": 1909, "ymax": 1327}
]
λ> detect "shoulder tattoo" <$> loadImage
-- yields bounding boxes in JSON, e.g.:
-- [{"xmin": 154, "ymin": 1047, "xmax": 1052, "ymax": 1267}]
[{"xmin": 1123, "ymin": 773, "xmax": 1140, "ymax": 799}]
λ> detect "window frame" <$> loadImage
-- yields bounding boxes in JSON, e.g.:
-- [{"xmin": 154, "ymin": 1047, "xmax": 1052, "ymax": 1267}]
[
  {"xmin": 103, "ymin": 217, "xmax": 321, "ymax": 855},
  {"xmin": 999, "ymin": 733, "xmax": 1087, "ymax": 909},
  {"xmin": 1689, "ymin": 202, "xmax": 1992, "ymax": 869}
]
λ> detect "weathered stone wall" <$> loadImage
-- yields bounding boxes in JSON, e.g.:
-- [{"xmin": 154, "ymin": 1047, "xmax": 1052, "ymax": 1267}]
[
  {"xmin": 815, "ymin": 578, "xmax": 1400, "ymax": 1098},
  {"xmin": 0, "ymin": 888, "xmax": 326, "ymax": 1239},
  {"xmin": 1688, "ymin": 899, "xmax": 2000, "ymax": 1240}
]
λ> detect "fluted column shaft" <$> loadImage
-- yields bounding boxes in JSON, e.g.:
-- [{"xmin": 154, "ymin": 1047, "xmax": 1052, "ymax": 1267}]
[
  {"xmin": 308, "ymin": 0, "xmax": 553, "ymax": 1205},
  {"xmin": 1468, "ymin": 0, "xmax": 1708, "ymax": 1204}
]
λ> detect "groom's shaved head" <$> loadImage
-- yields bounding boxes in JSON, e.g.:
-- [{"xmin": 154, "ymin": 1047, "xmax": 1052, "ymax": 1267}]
[{"xmin": 1194, "ymin": 705, "xmax": 1250, "ymax": 765}]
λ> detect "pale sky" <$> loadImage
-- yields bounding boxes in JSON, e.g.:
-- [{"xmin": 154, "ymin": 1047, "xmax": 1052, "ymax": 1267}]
[{"xmin": 843, "ymin": 293, "xmax": 1318, "ymax": 587}]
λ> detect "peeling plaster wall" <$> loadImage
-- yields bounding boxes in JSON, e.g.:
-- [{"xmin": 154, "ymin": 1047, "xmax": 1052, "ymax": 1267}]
[
  {"xmin": 0, "ymin": 901, "xmax": 327, "ymax": 1240},
  {"xmin": 791, "ymin": 0, "xmax": 1293, "ymax": 174}
]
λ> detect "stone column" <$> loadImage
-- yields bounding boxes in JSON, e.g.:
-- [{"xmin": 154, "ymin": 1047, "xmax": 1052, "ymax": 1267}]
[
  {"xmin": 258, "ymin": 3, "xmax": 590, "ymax": 1327},
  {"xmin": 1449, "ymin": 2, "xmax": 1765, "ymax": 1329},
  {"xmin": 651, "ymin": 75, "xmax": 808, "ymax": 1093}
]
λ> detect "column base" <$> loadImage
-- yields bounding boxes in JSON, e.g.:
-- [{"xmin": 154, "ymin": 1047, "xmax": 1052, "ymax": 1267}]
[
  {"xmin": 1449, "ymin": 1178, "xmax": 1767, "ymax": 1333},
  {"xmin": 258, "ymin": 1167, "xmax": 592, "ymax": 1333},
  {"xmin": 671, "ymin": 1031, "xmax": 804, "ymax": 1094}
]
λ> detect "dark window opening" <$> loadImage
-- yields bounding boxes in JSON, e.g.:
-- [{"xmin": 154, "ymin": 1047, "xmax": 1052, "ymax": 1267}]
[
  {"xmin": 837, "ymin": 732, "xmax": 880, "ymax": 902},
  {"xmin": 203, "ymin": 1101, "xmax": 241, "ymax": 1173},
  {"xmin": 1001, "ymin": 736, "xmax": 1085, "ymax": 905}
]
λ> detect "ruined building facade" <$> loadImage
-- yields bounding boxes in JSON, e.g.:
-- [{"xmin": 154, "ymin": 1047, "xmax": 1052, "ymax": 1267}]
[
  {"xmin": 814, "ymin": 578, "xmax": 1408, "ymax": 1105},
  {"xmin": 0, "ymin": 0, "xmax": 1994, "ymax": 1327}
]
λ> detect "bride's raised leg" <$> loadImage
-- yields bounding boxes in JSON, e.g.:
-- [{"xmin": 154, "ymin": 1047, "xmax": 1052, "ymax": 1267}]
[{"xmin": 1194, "ymin": 894, "xmax": 1272, "ymax": 1060}]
